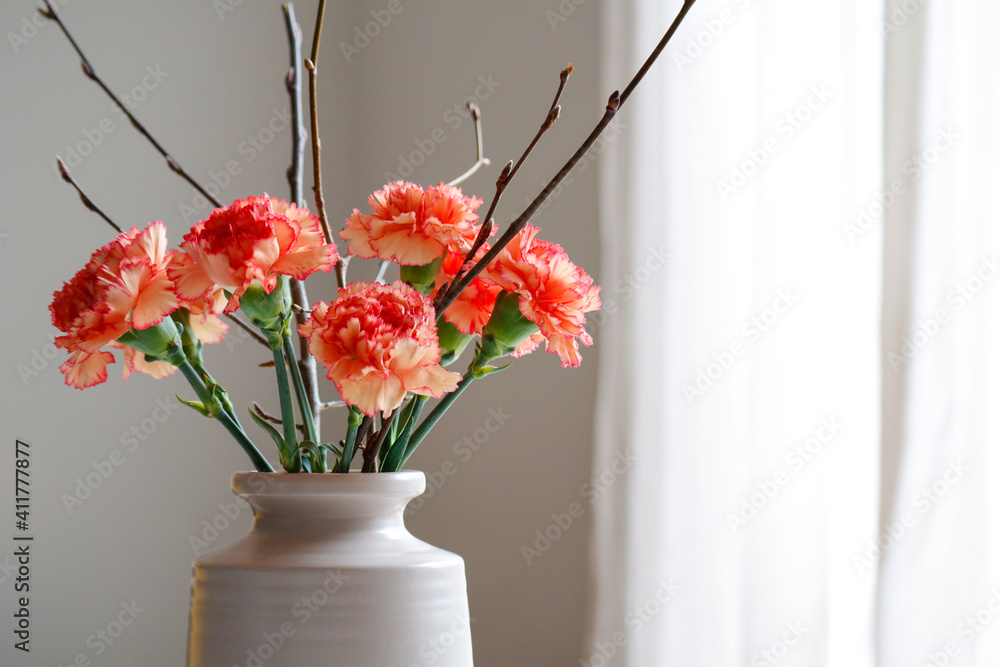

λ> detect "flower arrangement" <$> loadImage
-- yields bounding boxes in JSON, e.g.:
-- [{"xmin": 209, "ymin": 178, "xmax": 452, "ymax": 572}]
[{"xmin": 43, "ymin": 0, "xmax": 696, "ymax": 474}]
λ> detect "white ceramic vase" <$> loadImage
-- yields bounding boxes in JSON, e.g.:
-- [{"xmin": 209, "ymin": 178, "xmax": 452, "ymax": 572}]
[{"xmin": 186, "ymin": 471, "xmax": 474, "ymax": 667}]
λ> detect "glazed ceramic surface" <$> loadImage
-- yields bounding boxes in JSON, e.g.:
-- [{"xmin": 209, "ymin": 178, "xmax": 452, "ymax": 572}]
[{"xmin": 186, "ymin": 471, "xmax": 474, "ymax": 667}]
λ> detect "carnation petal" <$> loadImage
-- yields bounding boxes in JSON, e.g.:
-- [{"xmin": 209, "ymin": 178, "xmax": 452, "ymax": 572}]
[
  {"xmin": 169, "ymin": 252, "xmax": 219, "ymax": 301},
  {"xmin": 340, "ymin": 212, "xmax": 379, "ymax": 259},
  {"xmin": 341, "ymin": 371, "xmax": 406, "ymax": 417},
  {"xmin": 271, "ymin": 213, "xmax": 299, "ymax": 255},
  {"xmin": 186, "ymin": 312, "xmax": 229, "ymax": 344},
  {"xmin": 407, "ymin": 364, "xmax": 462, "ymax": 399},
  {"xmin": 271, "ymin": 243, "xmax": 338, "ymax": 279},
  {"xmin": 61, "ymin": 349, "xmax": 115, "ymax": 389},
  {"xmin": 119, "ymin": 346, "xmax": 177, "ymax": 381},
  {"xmin": 371, "ymin": 223, "xmax": 445, "ymax": 266},
  {"xmin": 545, "ymin": 333, "xmax": 583, "ymax": 368},
  {"xmin": 511, "ymin": 331, "xmax": 545, "ymax": 358},
  {"xmin": 300, "ymin": 281, "xmax": 455, "ymax": 417},
  {"xmin": 131, "ymin": 221, "xmax": 171, "ymax": 265},
  {"xmin": 131, "ymin": 267, "xmax": 180, "ymax": 330}
]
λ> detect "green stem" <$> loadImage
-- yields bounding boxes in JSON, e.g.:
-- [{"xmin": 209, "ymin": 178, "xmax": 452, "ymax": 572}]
[
  {"xmin": 338, "ymin": 408, "xmax": 364, "ymax": 473},
  {"xmin": 189, "ymin": 359, "xmax": 240, "ymax": 425},
  {"xmin": 283, "ymin": 335, "xmax": 319, "ymax": 446},
  {"xmin": 177, "ymin": 360, "xmax": 274, "ymax": 472},
  {"xmin": 381, "ymin": 396, "xmax": 427, "ymax": 472},
  {"xmin": 271, "ymin": 344, "xmax": 299, "ymax": 467},
  {"xmin": 398, "ymin": 373, "xmax": 475, "ymax": 469}
]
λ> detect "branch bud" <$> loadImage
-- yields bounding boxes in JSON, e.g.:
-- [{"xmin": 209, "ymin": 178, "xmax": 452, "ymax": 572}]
[
  {"xmin": 607, "ymin": 91, "xmax": 621, "ymax": 113},
  {"xmin": 497, "ymin": 160, "xmax": 514, "ymax": 186},
  {"xmin": 57, "ymin": 157, "xmax": 71, "ymax": 182}
]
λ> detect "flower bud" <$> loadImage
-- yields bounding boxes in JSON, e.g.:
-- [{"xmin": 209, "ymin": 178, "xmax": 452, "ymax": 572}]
[
  {"xmin": 239, "ymin": 276, "xmax": 292, "ymax": 345},
  {"xmin": 478, "ymin": 291, "xmax": 540, "ymax": 362},
  {"xmin": 116, "ymin": 317, "xmax": 185, "ymax": 366},
  {"xmin": 399, "ymin": 256, "xmax": 444, "ymax": 295},
  {"xmin": 436, "ymin": 317, "xmax": 473, "ymax": 366}
]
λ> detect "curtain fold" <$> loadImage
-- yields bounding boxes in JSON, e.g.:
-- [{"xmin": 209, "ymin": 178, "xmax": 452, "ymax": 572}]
[
  {"xmin": 589, "ymin": 0, "xmax": 886, "ymax": 664},
  {"xmin": 878, "ymin": 0, "xmax": 1000, "ymax": 664}
]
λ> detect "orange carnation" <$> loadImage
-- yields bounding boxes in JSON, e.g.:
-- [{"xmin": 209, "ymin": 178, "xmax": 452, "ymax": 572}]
[
  {"xmin": 341, "ymin": 181, "xmax": 482, "ymax": 266},
  {"xmin": 171, "ymin": 196, "xmax": 338, "ymax": 313},
  {"xmin": 50, "ymin": 222, "xmax": 180, "ymax": 389},
  {"xmin": 485, "ymin": 225, "xmax": 601, "ymax": 367},
  {"xmin": 299, "ymin": 281, "xmax": 461, "ymax": 417},
  {"xmin": 430, "ymin": 244, "xmax": 502, "ymax": 336}
]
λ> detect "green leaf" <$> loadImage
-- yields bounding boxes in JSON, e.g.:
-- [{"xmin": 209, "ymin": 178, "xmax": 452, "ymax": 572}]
[
  {"xmin": 249, "ymin": 407, "xmax": 286, "ymax": 453},
  {"xmin": 177, "ymin": 395, "xmax": 211, "ymax": 418},
  {"xmin": 320, "ymin": 442, "xmax": 345, "ymax": 457},
  {"xmin": 296, "ymin": 440, "xmax": 326, "ymax": 473},
  {"xmin": 470, "ymin": 360, "xmax": 512, "ymax": 379},
  {"xmin": 380, "ymin": 396, "xmax": 426, "ymax": 472}
]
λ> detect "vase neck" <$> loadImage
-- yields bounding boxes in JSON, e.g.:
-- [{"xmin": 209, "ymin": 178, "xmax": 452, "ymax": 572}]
[
  {"xmin": 251, "ymin": 513, "xmax": 408, "ymax": 536},
  {"xmin": 232, "ymin": 471, "xmax": 426, "ymax": 529}
]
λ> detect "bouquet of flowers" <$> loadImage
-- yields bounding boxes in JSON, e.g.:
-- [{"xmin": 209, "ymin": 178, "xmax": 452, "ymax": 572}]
[{"xmin": 43, "ymin": 0, "xmax": 696, "ymax": 475}]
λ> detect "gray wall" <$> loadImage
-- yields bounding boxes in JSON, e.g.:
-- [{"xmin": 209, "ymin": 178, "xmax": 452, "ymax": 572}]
[{"xmin": 0, "ymin": 1, "xmax": 602, "ymax": 665}]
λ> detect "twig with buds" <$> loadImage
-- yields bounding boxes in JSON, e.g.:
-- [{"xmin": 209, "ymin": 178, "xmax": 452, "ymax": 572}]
[
  {"xmin": 436, "ymin": 0, "xmax": 697, "ymax": 317},
  {"xmin": 40, "ymin": 1, "xmax": 223, "ymax": 208},
  {"xmin": 304, "ymin": 0, "xmax": 347, "ymax": 289},
  {"xmin": 436, "ymin": 64, "xmax": 573, "ymax": 311},
  {"xmin": 56, "ymin": 158, "xmax": 272, "ymax": 350},
  {"xmin": 283, "ymin": 3, "xmax": 324, "ymax": 430},
  {"xmin": 56, "ymin": 158, "xmax": 122, "ymax": 233}
]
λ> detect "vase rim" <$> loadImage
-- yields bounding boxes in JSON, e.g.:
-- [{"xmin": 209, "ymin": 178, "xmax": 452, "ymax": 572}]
[{"xmin": 232, "ymin": 469, "xmax": 426, "ymax": 497}]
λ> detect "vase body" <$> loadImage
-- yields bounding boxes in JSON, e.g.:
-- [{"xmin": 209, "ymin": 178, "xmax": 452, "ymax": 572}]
[{"xmin": 186, "ymin": 471, "xmax": 474, "ymax": 667}]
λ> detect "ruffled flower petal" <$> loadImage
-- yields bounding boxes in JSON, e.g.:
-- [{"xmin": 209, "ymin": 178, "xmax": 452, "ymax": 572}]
[
  {"xmin": 60, "ymin": 349, "xmax": 116, "ymax": 390},
  {"xmin": 300, "ymin": 281, "xmax": 461, "ymax": 416},
  {"xmin": 484, "ymin": 224, "xmax": 601, "ymax": 367},
  {"xmin": 430, "ymin": 243, "xmax": 501, "ymax": 336},
  {"xmin": 341, "ymin": 181, "xmax": 483, "ymax": 266},
  {"xmin": 116, "ymin": 345, "xmax": 178, "ymax": 381},
  {"xmin": 50, "ymin": 222, "xmax": 180, "ymax": 388},
  {"xmin": 176, "ymin": 195, "xmax": 338, "ymax": 313}
]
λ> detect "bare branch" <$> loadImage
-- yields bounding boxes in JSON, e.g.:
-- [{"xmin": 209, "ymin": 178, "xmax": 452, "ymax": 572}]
[
  {"xmin": 448, "ymin": 102, "xmax": 491, "ymax": 187},
  {"xmin": 284, "ymin": 4, "xmax": 322, "ymax": 431},
  {"xmin": 362, "ymin": 408, "xmax": 397, "ymax": 473},
  {"xmin": 40, "ymin": 1, "xmax": 223, "ymax": 208},
  {"xmin": 374, "ymin": 260, "xmax": 392, "ymax": 284},
  {"xmin": 253, "ymin": 402, "xmax": 306, "ymax": 436},
  {"xmin": 283, "ymin": 4, "xmax": 307, "ymax": 208},
  {"xmin": 305, "ymin": 0, "xmax": 346, "ymax": 288},
  {"xmin": 436, "ymin": 1, "xmax": 698, "ymax": 317},
  {"xmin": 225, "ymin": 313, "xmax": 271, "ymax": 349},
  {"xmin": 56, "ymin": 157, "xmax": 122, "ymax": 234},
  {"xmin": 437, "ymin": 64, "xmax": 572, "ymax": 308}
]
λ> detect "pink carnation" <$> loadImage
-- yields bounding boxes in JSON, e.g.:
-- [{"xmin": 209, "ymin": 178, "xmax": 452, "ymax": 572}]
[
  {"xmin": 341, "ymin": 182, "xmax": 482, "ymax": 266},
  {"xmin": 171, "ymin": 196, "xmax": 338, "ymax": 312},
  {"xmin": 486, "ymin": 225, "xmax": 601, "ymax": 367},
  {"xmin": 50, "ymin": 222, "xmax": 179, "ymax": 389},
  {"xmin": 299, "ymin": 281, "xmax": 461, "ymax": 417}
]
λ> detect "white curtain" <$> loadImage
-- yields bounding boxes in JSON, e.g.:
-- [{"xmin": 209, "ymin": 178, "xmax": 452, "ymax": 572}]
[{"xmin": 589, "ymin": 0, "xmax": 1000, "ymax": 665}]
